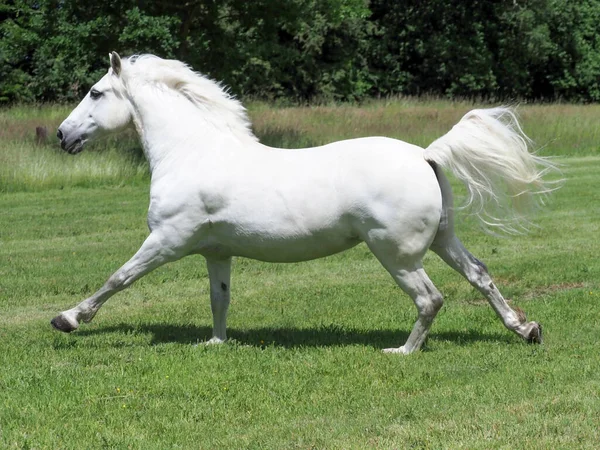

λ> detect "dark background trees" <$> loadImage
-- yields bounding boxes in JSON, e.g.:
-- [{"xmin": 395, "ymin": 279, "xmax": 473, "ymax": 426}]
[{"xmin": 1, "ymin": 0, "xmax": 600, "ymax": 103}]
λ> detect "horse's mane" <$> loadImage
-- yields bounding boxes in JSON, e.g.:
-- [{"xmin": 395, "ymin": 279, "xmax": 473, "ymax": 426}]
[{"xmin": 120, "ymin": 54, "xmax": 257, "ymax": 143}]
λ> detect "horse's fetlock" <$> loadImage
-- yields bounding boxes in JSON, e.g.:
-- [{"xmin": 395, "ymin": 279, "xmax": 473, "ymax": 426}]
[{"xmin": 515, "ymin": 306, "xmax": 527, "ymax": 324}]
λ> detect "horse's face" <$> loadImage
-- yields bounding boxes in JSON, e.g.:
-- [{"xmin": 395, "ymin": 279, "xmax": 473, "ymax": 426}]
[{"xmin": 57, "ymin": 57, "xmax": 131, "ymax": 154}]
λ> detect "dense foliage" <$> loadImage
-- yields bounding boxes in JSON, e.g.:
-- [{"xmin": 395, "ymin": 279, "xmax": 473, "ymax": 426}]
[{"xmin": 2, "ymin": 0, "xmax": 600, "ymax": 103}]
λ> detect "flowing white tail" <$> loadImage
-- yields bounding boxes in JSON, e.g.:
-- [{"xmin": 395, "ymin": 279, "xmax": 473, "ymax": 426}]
[{"xmin": 424, "ymin": 107, "xmax": 557, "ymax": 233}]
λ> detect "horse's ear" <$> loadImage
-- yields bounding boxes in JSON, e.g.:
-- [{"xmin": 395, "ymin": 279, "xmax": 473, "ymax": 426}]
[{"xmin": 110, "ymin": 51, "xmax": 122, "ymax": 76}]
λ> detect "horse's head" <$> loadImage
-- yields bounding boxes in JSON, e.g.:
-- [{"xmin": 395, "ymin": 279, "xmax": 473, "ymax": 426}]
[{"xmin": 57, "ymin": 52, "xmax": 132, "ymax": 154}]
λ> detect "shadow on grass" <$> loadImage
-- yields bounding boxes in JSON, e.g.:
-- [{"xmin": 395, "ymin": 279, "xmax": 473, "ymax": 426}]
[{"xmin": 75, "ymin": 322, "xmax": 512, "ymax": 349}]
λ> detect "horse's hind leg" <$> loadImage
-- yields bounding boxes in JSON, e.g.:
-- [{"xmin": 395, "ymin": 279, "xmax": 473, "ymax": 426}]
[
  {"xmin": 382, "ymin": 265, "xmax": 444, "ymax": 354},
  {"xmin": 431, "ymin": 235, "xmax": 542, "ymax": 343},
  {"xmin": 365, "ymin": 235, "xmax": 444, "ymax": 354}
]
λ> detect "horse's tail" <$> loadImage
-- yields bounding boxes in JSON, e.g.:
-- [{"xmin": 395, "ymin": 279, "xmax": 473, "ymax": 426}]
[{"xmin": 423, "ymin": 107, "xmax": 559, "ymax": 233}]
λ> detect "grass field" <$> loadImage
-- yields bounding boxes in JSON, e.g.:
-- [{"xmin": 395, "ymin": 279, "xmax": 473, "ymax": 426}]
[{"xmin": 1, "ymin": 102, "xmax": 599, "ymax": 448}]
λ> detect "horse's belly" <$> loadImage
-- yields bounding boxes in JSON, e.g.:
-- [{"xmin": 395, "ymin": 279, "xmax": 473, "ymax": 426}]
[{"xmin": 221, "ymin": 230, "xmax": 362, "ymax": 262}]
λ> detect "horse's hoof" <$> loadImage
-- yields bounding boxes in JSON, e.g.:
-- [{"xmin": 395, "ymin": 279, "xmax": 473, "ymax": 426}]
[
  {"xmin": 50, "ymin": 315, "xmax": 77, "ymax": 333},
  {"xmin": 383, "ymin": 346, "xmax": 410, "ymax": 355},
  {"xmin": 526, "ymin": 322, "xmax": 543, "ymax": 344}
]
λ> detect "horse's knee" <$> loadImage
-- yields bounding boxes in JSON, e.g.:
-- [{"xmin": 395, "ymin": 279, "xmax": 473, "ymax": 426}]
[
  {"xmin": 430, "ymin": 292, "xmax": 444, "ymax": 314},
  {"xmin": 106, "ymin": 271, "xmax": 129, "ymax": 291},
  {"xmin": 416, "ymin": 292, "xmax": 444, "ymax": 319}
]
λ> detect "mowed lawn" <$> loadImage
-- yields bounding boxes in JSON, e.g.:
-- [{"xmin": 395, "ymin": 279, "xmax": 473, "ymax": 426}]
[{"xmin": 1, "ymin": 103, "xmax": 600, "ymax": 448}]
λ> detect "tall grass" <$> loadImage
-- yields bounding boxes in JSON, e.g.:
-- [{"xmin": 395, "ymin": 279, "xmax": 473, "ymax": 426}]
[
  {"xmin": 0, "ymin": 142, "xmax": 148, "ymax": 192},
  {"xmin": 1, "ymin": 100, "xmax": 598, "ymax": 192},
  {"xmin": 253, "ymin": 99, "xmax": 600, "ymax": 156},
  {"xmin": 0, "ymin": 105, "xmax": 147, "ymax": 192}
]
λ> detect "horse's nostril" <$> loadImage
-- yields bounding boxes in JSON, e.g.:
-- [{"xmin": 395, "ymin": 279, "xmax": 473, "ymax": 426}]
[{"xmin": 56, "ymin": 129, "xmax": 63, "ymax": 140}]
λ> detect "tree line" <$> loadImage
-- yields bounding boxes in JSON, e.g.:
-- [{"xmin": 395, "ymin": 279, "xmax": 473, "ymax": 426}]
[{"xmin": 1, "ymin": 0, "xmax": 600, "ymax": 103}]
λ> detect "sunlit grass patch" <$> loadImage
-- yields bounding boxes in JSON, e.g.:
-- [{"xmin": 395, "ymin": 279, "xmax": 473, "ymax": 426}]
[{"xmin": 0, "ymin": 141, "xmax": 148, "ymax": 192}]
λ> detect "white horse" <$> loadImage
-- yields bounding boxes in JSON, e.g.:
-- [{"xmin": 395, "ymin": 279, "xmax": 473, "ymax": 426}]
[{"xmin": 53, "ymin": 52, "xmax": 554, "ymax": 354}]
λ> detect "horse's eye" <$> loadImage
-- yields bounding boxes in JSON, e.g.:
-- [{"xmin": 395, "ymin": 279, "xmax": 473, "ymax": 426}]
[{"xmin": 90, "ymin": 89, "xmax": 103, "ymax": 100}]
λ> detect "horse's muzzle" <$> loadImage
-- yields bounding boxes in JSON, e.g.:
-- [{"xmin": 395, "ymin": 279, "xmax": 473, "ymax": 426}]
[{"xmin": 57, "ymin": 127, "xmax": 86, "ymax": 154}]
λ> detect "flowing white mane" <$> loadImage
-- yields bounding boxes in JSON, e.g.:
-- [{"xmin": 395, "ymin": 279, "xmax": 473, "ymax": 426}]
[{"xmin": 119, "ymin": 54, "xmax": 257, "ymax": 143}]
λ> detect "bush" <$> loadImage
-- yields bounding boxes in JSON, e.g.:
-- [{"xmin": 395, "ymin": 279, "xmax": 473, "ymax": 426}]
[{"xmin": 1, "ymin": 0, "xmax": 600, "ymax": 103}]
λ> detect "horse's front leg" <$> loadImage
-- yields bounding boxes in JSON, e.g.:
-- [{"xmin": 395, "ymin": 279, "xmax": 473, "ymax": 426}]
[
  {"xmin": 205, "ymin": 257, "xmax": 232, "ymax": 344},
  {"xmin": 51, "ymin": 231, "xmax": 183, "ymax": 332}
]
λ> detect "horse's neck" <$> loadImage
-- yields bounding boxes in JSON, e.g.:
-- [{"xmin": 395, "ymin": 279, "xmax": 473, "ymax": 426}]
[{"xmin": 130, "ymin": 86, "xmax": 229, "ymax": 172}]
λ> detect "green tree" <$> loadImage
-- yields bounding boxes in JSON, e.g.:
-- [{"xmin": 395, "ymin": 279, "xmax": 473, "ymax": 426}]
[{"xmin": 2, "ymin": 0, "xmax": 600, "ymax": 103}]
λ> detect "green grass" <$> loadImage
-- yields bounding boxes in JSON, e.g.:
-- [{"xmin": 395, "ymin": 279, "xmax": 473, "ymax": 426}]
[
  {"xmin": 1, "ymin": 102, "xmax": 599, "ymax": 448},
  {"xmin": 0, "ymin": 105, "xmax": 146, "ymax": 192},
  {"xmin": 252, "ymin": 99, "xmax": 600, "ymax": 156}
]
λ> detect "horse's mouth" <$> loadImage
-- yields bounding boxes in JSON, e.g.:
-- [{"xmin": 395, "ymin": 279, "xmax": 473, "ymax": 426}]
[{"xmin": 63, "ymin": 137, "xmax": 87, "ymax": 154}]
